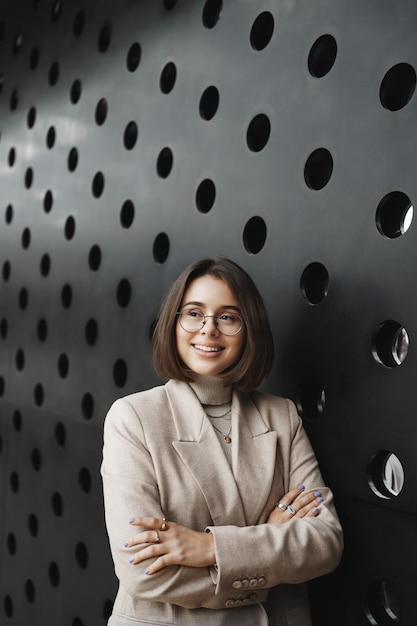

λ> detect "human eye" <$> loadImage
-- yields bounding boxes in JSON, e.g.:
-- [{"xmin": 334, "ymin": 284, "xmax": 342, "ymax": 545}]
[
  {"xmin": 184, "ymin": 309, "xmax": 203, "ymax": 319},
  {"xmin": 219, "ymin": 312, "xmax": 239, "ymax": 323}
]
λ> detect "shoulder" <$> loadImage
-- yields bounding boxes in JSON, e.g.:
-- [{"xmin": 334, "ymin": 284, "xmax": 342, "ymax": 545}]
[{"xmin": 245, "ymin": 389, "xmax": 301, "ymax": 433}]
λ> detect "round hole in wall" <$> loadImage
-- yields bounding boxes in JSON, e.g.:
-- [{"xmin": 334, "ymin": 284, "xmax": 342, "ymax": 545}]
[
  {"xmin": 61, "ymin": 283, "xmax": 73, "ymax": 308},
  {"xmin": 308, "ymin": 34, "xmax": 337, "ymax": 77},
  {"xmin": 31, "ymin": 448, "xmax": 42, "ymax": 471},
  {"xmin": 243, "ymin": 216, "xmax": 267, "ymax": 254},
  {"xmin": 25, "ymin": 579, "xmax": 35, "ymax": 604},
  {"xmin": 153, "ymin": 232, "xmax": 170, "ymax": 264},
  {"xmin": 70, "ymin": 79, "xmax": 82, "ymax": 104},
  {"xmin": 73, "ymin": 11, "xmax": 85, "ymax": 37},
  {"xmin": 8, "ymin": 147, "xmax": 16, "ymax": 166},
  {"xmin": 3, "ymin": 260, "xmax": 11, "ymax": 280},
  {"xmin": 304, "ymin": 148, "xmax": 333, "ymax": 190},
  {"xmin": 75, "ymin": 542, "xmax": 89, "ymax": 569},
  {"xmin": 156, "ymin": 147, "xmax": 173, "ymax": 178},
  {"xmin": 64, "ymin": 215, "xmax": 76, "ymax": 240},
  {"xmin": 98, "ymin": 22, "xmax": 111, "ymax": 53},
  {"xmin": 364, "ymin": 580, "xmax": 400, "ymax": 625},
  {"xmin": 7, "ymin": 532, "xmax": 17, "ymax": 554},
  {"xmin": 57, "ymin": 353, "xmax": 69, "ymax": 378},
  {"xmin": 48, "ymin": 562, "xmax": 60, "ymax": 588},
  {"xmin": 160, "ymin": 61, "xmax": 177, "ymax": 94},
  {"xmin": 250, "ymin": 11, "xmax": 274, "ymax": 51},
  {"xmin": 44, "ymin": 189, "xmax": 53, "ymax": 212},
  {"xmin": 12, "ymin": 410, "xmax": 22, "ymax": 432},
  {"xmin": 120, "ymin": 199, "xmax": 134, "ymax": 228},
  {"xmin": 51, "ymin": 491, "xmax": 63, "ymax": 516},
  {"xmin": 4, "ymin": 596, "xmax": 13, "ymax": 618},
  {"xmin": 376, "ymin": 191, "xmax": 413, "ymax": 238},
  {"xmin": 380, "ymin": 62, "xmax": 416, "ymax": 111},
  {"xmin": 46, "ymin": 125, "xmax": 56, "ymax": 149},
  {"xmin": 40, "ymin": 253, "xmax": 51, "ymax": 277},
  {"xmin": 296, "ymin": 379, "xmax": 326, "ymax": 419},
  {"xmin": 85, "ymin": 318, "xmax": 98, "ymax": 345},
  {"xmin": 10, "ymin": 471, "xmax": 19, "ymax": 493},
  {"xmin": 37, "ymin": 318, "xmax": 48, "ymax": 341},
  {"xmin": 117, "ymin": 279, "xmax": 131, "ymax": 308},
  {"xmin": 27, "ymin": 106, "xmax": 36, "ymax": 128},
  {"xmin": 127, "ymin": 42, "xmax": 141, "ymax": 72},
  {"xmin": 113, "ymin": 359, "xmax": 128, "ymax": 387},
  {"xmin": 300, "ymin": 262, "xmax": 329, "ymax": 305},
  {"xmin": 88, "ymin": 245, "xmax": 102, "ymax": 271},
  {"xmin": 15, "ymin": 349, "xmax": 25, "ymax": 371},
  {"xmin": 199, "ymin": 86, "xmax": 219, "ymax": 120},
  {"xmin": 34, "ymin": 383, "xmax": 44, "ymax": 407},
  {"xmin": 19, "ymin": 287, "xmax": 29, "ymax": 310},
  {"xmin": 95, "ymin": 98, "xmax": 108, "ymax": 125},
  {"xmin": 10, "ymin": 89, "xmax": 18, "ymax": 111},
  {"xmin": 48, "ymin": 61, "xmax": 59, "ymax": 86},
  {"xmin": 368, "ymin": 451, "xmax": 404, "ymax": 499},
  {"xmin": 54, "ymin": 422, "xmax": 66, "ymax": 448},
  {"xmin": 28, "ymin": 513, "xmax": 39, "ymax": 537},
  {"xmin": 123, "ymin": 121, "xmax": 138, "ymax": 150},
  {"xmin": 81, "ymin": 392, "xmax": 94, "ymax": 420},
  {"xmin": 78, "ymin": 467, "xmax": 91, "ymax": 494},
  {"xmin": 29, "ymin": 46, "xmax": 40, "ymax": 70},
  {"xmin": 67, "ymin": 147, "xmax": 78, "ymax": 172},
  {"xmin": 247, "ymin": 113, "xmax": 271, "ymax": 152},
  {"xmin": 25, "ymin": 167, "xmax": 34, "ymax": 188},
  {"xmin": 196, "ymin": 178, "xmax": 216, "ymax": 213},
  {"xmin": 202, "ymin": 0, "xmax": 223, "ymax": 28},
  {"xmin": 92, "ymin": 171, "xmax": 105, "ymax": 197},
  {"xmin": 372, "ymin": 321, "xmax": 409, "ymax": 368},
  {"xmin": 5, "ymin": 204, "xmax": 13, "ymax": 223}
]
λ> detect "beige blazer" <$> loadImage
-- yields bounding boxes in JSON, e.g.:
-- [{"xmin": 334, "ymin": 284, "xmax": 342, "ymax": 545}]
[{"xmin": 101, "ymin": 380, "xmax": 343, "ymax": 626}]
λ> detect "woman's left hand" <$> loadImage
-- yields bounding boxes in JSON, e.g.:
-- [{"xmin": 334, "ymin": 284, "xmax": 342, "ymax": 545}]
[
  {"xmin": 267, "ymin": 485, "xmax": 323, "ymax": 525},
  {"xmin": 125, "ymin": 516, "xmax": 216, "ymax": 575}
]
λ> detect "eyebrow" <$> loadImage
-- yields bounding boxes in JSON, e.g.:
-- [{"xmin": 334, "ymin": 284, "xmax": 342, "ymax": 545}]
[{"xmin": 182, "ymin": 300, "xmax": 241, "ymax": 311}]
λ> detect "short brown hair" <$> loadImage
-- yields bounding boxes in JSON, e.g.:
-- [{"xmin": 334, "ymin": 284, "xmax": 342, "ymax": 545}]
[{"xmin": 151, "ymin": 258, "xmax": 274, "ymax": 392}]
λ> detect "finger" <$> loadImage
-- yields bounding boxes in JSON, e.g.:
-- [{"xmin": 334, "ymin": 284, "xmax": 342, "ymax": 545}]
[
  {"xmin": 129, "ymin": 516, "xmax": 162, "ymax": 528},
  {"xmin": 125, "ymin": 529, "xmax": 161, "ymax": 547},
  {"xmin": 129, "ymin": 542, "xmax": 163, "ymax": 565},
  {"xmin": 278, "ymin": 485, "xmax": 305, "ymax": 507}
]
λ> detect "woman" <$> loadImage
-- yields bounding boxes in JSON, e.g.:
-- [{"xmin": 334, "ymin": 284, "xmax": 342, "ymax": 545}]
[{"xmin": 101, "ymin": 258, "xmax": 343, "ymax": 626}]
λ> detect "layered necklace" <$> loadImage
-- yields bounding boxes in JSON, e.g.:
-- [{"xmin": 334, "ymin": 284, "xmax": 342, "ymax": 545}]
[{"xmin": 205, "ymin": 406, "xmax": 232, "ymax": 444}]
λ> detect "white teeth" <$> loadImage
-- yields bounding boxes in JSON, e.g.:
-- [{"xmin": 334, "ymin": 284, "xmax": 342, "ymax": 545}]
[{"xmin": 194, "ymin": 344, "xmax": 222, "ymax": 352}]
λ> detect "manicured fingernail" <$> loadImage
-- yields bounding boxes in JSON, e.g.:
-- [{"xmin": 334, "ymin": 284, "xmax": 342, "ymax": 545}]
[
  {"xmin": 314, "ymin": 491, "xmax": 321, "ymax": 497},
  {"xmin": 144, "ymin": 569, "xmax": 150, "ymax": 575},
  {"xmin": 129, "ymin": 517, "xmax": 135, "ymax": 523},
  {"xmin": 128, "ymin": 557, "xmax": 134, "ymax": 563},
  {"xmin": 317, "ymin": 497, "xmax": 324, "ymax": 503},
  {"xmin": 298, "ymin": 484, "xmax": 305, "ymax": 490},
  {"xmin": 312, "ymin": 507, "xmax": 318, "ymax": 514},
  {"xmin": 123, "ymin": 541, "xmax": 129, "ymax": 547}
]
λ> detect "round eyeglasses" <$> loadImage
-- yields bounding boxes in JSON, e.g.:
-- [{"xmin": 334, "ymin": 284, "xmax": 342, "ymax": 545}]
[{"xmin": 176, "ymin": 310, "xmax": 244, "ymax": 336}]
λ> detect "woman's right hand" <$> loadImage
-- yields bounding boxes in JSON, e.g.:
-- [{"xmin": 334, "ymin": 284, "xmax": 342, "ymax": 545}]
[{"xmin": 266, "ymin": 485, "xmax": 323, "ymax": 525}]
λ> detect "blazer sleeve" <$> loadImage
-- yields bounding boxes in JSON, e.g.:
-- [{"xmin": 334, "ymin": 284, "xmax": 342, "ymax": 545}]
[
  {"xmin": 206, "ymin": 399, "xmax": 343, "ymax": 596},
  {"xmin": 101, "ymin": 397, "xmax": 236, "ymax": 610}
]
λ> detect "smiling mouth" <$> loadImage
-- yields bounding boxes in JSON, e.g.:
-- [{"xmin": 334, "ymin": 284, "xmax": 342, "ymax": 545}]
[{"xmin": 193, "ymin": 344, "xmax": 224, "ymax": 353}]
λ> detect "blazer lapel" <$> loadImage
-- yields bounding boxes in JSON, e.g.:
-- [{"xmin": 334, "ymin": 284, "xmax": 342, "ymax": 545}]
[
  {"xmin": 166, "ymin": 380, "xmax": 247, "ymax": 527},
  {"xmin": 232, "ymin": 391, "xmax": 278, "ymax": 526}
]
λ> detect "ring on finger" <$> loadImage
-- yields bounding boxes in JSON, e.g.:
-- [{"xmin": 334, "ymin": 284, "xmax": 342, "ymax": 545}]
[
  {"xmin": 154, "ymin": 530, "xmax": 160, "ymax": 542},
  {"xmin": 287, "ymin": 505, "xmax": 296, "ymax": 516},
  {"xmin": 159, "ymin": 517, "xmax": 169, "ymax": 531},
  {"xmin": 277, "ymin": 502, "xmax": 287, "ymax": 511}
]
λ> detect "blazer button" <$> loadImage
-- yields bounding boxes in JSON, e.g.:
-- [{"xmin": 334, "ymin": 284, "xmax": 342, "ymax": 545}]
[
  {"xmin": 249, "ymin": 579, "xmax": 258, "ymax": 588},
  {"xmin": 225, "ymin": 599, "xmax": 235, "ymax": 608},
  {"xmin": 258, "ymin": 576, "xmax": 266, "ymax": 586},
  {"xmin": 232, "ymin": 580, "xmax": 243, "ymax": 589},
  {"xmin": 241, "ymin": 578, "xmax": 249, "ymax": 588},
  {"xmin": 235, "ymin": 599, "xmax": 243, "ymax": 607}
]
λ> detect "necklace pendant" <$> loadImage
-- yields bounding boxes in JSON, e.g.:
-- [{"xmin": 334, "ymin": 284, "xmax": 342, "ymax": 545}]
[{"xmin": 225, "ymin": 436, "xmax": 232, "ymax": 444}]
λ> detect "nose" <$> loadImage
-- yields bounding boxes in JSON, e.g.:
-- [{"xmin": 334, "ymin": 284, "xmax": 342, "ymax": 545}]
[{"xmin": 200, "ymin": 316, "xmax": 219, "ymax": 335}]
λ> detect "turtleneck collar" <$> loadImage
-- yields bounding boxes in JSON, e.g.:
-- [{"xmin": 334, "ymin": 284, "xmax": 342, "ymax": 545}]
[{"xmin": 189, "ymin": 375, "xmax": 232, "ymax": 406}]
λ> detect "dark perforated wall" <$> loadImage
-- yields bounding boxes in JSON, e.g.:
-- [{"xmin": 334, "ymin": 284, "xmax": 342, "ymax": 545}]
[{"xmin": 0, "ymin": 1, "xmax": 416, "ymax": 624}]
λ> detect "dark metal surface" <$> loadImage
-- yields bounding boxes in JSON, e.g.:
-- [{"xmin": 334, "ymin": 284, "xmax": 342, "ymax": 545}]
[{"xmin": 0, "ymin": 0, "xmax": 416, "ymax": 624}]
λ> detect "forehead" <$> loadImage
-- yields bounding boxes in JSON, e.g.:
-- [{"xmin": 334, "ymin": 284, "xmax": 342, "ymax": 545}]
[{"xmin": 181, "ymin": 274, "xmax": 239, "ymax": 307}]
